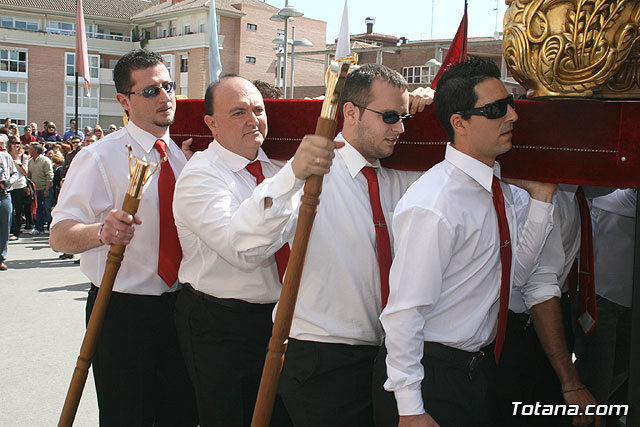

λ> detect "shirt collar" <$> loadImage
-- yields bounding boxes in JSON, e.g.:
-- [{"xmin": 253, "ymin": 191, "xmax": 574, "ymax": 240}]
[
  {"xmin": 445, "ymin": 143, "xmax": 501, "ymax": 193},
  {"xmin": 210, "ymin": 139, "xmax": 271, "ymax": 173},
  {"xmin": 335, "ymin": 132, "xmax": 381, "ymax": 179},
  {"xmin": 125, "ymin": 121, "xmax": 170, "ymax": 154}
]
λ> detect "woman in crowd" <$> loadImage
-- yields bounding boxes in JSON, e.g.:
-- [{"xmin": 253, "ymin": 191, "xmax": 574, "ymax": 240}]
[
  {"xmin": 7, "ymin": 136, "xmax": 28, "ymax": 240},
  {"xmin": 39, "ymin": 123, "xmax": 61, "ymax": 142},
  {"xmin": 93, "ymin": 125, "xmax": 104, "ymax": 140}
]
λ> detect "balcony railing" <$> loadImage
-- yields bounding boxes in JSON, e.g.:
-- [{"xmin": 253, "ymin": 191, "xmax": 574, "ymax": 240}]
[{"xmin": 45, "ymin": 28, "xmax": 131, "ymax": 42}]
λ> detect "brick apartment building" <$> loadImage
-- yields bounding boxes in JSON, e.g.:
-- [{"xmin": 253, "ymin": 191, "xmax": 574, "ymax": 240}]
[{"xmin": 0, "ymin": 0, "xmax": 326, "ymax": 130}]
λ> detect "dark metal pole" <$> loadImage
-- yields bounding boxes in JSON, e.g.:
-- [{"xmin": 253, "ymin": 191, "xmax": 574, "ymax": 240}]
[
  {"xmin": 628, "ymin": 190, "xmax": 640, "ymax": 425},
  {"xmin": 74, "ymin": 71, "xmax": 79, "ymax": 136}
]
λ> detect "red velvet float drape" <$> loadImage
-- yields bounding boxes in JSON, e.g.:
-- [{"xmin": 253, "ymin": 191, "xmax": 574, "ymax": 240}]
[{"xmin": 171, "ymin": 98, "xmax": 640, "ymax": 188}]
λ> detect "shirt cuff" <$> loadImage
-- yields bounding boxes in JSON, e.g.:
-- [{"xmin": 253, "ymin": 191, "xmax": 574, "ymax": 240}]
[
  {"xmin": 393, "ymin": 384, "xmax": 425, "ymax": 416},
  {"xmin": 527, "ymin": 198, "xmax": 553, "ymax": 223},
  {"xmin": 254, "ymin": 161, "xmax": 304, "ymax": 204}
]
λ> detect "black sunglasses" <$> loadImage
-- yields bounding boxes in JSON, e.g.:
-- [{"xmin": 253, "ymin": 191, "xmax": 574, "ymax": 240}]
[
  {"xmin": 453, "ymin": 94, "xmax": 515, "ymax": 120},
  {"xmin": 351, "ymin": 103, "xmax": 412, "ymax": 124},
  {"xmin": 121, "ymin": 81, "xmax": 176, "ymax": 98}
]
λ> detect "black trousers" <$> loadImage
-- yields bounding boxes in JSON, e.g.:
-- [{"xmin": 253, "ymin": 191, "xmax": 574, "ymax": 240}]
[
  {"xmin": 373, "ymin": 343, "xmax": 497, "ymax": 427},
  {"xmin": 278, "ymin": 338, "xmax": 380, "ymax": 427},
  {"xmin": 174, "ymin": 284, "xmax": 291, "ymax": 427},
  {"xmin": 9, "ymin": 187, "xmax": 25, "ymax": 237},
  {"xmin": 492, "ymin": 311, "xmax": 568, "ymax": 427},
  {"xmin": 86, "ymin": 285, "xmax": 198, "ymax": 427}
]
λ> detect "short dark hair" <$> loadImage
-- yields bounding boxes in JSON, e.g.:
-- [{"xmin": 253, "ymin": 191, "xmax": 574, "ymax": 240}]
[
  {"xmin": 113, "ymin": 49, "xmax": 166, "ymax": 94},
  {"xmin": 31, "ymin": 142, "xmax": 44, "ymax": 154},
  {"xmin": 204, "ymin": 74, "xmax": 242, "ymax": 116},
  {"xmin": 341, "ymin": 64, "xmax": 408, "ymax": 119},
  {"xmin": 434, "ymin": 57, "xmax": 501, "ymax": 142},
  {"xmin": 69, "ymin": 118, "xmax": 76, "ymax": 124},
  {"xmin": 252, "ymin": 80, "xmax": 282, "ymax": 99}
]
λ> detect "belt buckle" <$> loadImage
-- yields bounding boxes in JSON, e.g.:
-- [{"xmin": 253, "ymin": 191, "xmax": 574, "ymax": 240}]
[{"xmin": 468, "ymin": 350, "xmax": 485, "ymax": 380}]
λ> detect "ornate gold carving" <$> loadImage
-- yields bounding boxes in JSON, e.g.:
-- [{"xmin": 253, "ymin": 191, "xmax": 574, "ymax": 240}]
[{"xmin": 503, "ymin": 0, "xmax": 640, "ymax": 98}]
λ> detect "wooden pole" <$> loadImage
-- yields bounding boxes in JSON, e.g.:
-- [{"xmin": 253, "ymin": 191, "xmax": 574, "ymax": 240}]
[
  {"xmin": 251, "ymin": 61, "xmax": 350, "ymax": 427},
  {"xmin": 58, "ymin": 158, "xmax": 151, "ymax": 427}
]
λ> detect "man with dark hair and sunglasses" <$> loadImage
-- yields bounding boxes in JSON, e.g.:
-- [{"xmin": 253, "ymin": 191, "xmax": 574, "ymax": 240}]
[
  {"xmin": 378, "ymin": 57, "xmax": 596, "ymax": 427},
  {"xmin": 49, "ymin": 49, "xmax": 198, "ymax": 426},
  {"xmin": 227, "ymin": 63, "xmax": 429, "ymax": 426}
]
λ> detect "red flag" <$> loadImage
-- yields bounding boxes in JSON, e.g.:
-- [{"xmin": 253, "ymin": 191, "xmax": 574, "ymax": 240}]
[
  {"xmin": 75, "ymin": 0, "xmax": 90, "ymax": 96},
  {"xmin": 431, "ymin": 1, "xmax": 468, "ymax": 90}
]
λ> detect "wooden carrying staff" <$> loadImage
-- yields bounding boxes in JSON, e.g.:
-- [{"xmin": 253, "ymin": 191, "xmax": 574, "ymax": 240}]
[
  {"xmin": 58, "ymin": 147, "xmax": 161, "ymax": 427},
  {"xmin": 251, "ymin": 61, "xmax": 350, "ymax": 427}
]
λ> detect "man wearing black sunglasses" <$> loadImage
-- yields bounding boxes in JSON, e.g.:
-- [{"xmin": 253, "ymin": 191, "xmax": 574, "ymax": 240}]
[
  {"xmin": 50, "ymin": 49, "xmax": 198, "ymax": 426},
  {"xmin": 226, "ymin": 64, "xmax": 429, "ymax": 426},
  {"xmin": 380, "ymin": 58, "xmax": 596, "ymax": 427}
]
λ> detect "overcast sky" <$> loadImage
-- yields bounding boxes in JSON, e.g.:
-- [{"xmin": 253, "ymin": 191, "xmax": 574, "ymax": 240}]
[{"xmin": 264, "ymin": 0, "xmax": 510, "ymax": 44}]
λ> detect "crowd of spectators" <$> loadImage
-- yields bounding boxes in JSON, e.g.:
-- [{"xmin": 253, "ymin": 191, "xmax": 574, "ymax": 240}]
[{"xmin": 0, "ymin": 118, "xmax": 121, "ymax": 268}]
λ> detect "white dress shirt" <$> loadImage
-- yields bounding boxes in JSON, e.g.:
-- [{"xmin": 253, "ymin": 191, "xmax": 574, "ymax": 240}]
[
  {"xmin": 230, "ymin": 133, "xmax": 421, "ymax": 345},
  {"xmin": 380, "ymin": 144, "xmax": 556, "ymax": 416},
  {"xmin": 509, "ymin": 187, "xmax": 580, "ymax": 312},
  {"xmin": 173, "ymin": 139, "xmax": 298, "ymax": 304},
  {"xmin": 591, "ymin": 189, "xmax": 636, "ymax": 307},
  {"xmin": 51, "ymin": 122, "xmax": 187, "ymax": 295}
]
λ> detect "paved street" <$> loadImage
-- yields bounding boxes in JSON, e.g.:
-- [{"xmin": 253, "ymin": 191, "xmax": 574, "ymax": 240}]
[{"xmin": 0, "ymin": 232, "xmax": 98, "ymax": 426}]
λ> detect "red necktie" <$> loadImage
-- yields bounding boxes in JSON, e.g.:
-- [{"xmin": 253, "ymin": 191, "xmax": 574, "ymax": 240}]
[
  {"xmin": 491, "ymin": 176, "xmax": 512, "ymax": 363},
  {"xmin": 154, "ymin": 139, "xmax": 182, "ymax": 287},
  {"xmin": 362, "ymin": 166, "xmax": 392, "ymax": 310},
  {"xmin": 245, "ymin": 161, "xmax": 291, "ymax": 283},
  {"xmin": 569, "ymin": 186, "xmax": 597, "ymax": 334}
]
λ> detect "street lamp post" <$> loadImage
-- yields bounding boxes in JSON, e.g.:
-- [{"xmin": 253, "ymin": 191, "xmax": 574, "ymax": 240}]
[
  {"xmin": 289, "ymin": 26, "xmax": 313, "ymax": 99},
  {"xmin": 270, "ymin": 2, "xmax": 303, "ymax": 99}
]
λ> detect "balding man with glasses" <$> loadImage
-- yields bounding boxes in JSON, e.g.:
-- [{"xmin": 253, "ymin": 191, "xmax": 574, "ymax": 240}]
[{"xmin": 50, "ymin": 49, "xmax": 198, "ymax": 426}]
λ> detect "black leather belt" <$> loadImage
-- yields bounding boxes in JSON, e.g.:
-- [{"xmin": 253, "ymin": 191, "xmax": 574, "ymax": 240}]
[
  {"xmin": 182, "ymin": 283, "xmax": 275, "ymax": 312},
  {"xmin": 423, "ymin": 341, "xmax": 493, "ymax": 379}
]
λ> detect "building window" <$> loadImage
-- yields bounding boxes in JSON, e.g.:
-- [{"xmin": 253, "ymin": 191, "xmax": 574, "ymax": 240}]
[
  {"xmin": 162, "ymin": 54, "xmax": 174, "ymax": 78},
  {"xmin": 247, "ymin": 23, "xmax": 257, "ymax": 31},
  {"xmin": 0, "ymin": 49, "xmax": 27, "ymax": 73},
  {"xmin": 66, "ymin": 85, "xmax": 98, "ymax": 109},
  {"xmin": 402, "ymin": 66, "xmax": 432, "ymax": 84},
  {"xmin": 65, "ymin": 53, "xmax": 99, "ymax": 79},
  {"xmin": 47, "ymin": 21, "xmax": 74, "ymax": 35},
  {"xmin": 180, "ymin": 57, "xmax": 188, "ymax": 73},
  {"xmin": 199, "ymin": 23, "xmax": 205, "ymax": 33},
  {"xmin": 0, "ymin": 81, "xmax": 26, "ymax": 104},
  {"xmin": 184, "ymin": 25, "xmax": 191, "ymax": 34},
  {"xmin": 0, "ymin": 16, "xmax": 37, "ymax": 31},
  {"xmin": 246, "ymin": 56, "xmax": 256, "ymax": 64}
]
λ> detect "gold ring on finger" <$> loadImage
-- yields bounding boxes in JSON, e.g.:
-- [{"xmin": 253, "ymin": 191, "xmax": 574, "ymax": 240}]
[
  {"xmin": 115, "ymin": 230, "xmax": 119, "ymax": 238},
  {"xmin": 315, "ymin": 156, "xmax": 320, "ymax": 165}
]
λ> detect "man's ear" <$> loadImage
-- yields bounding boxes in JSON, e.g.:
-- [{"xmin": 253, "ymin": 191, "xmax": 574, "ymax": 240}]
[
  {"xmin": 116, "ymin": 93, "xmax": 130, "ymax": 113},
  {"xmin": 450, "ymin": 113, "xmax": 468, "ymax": 137},
  {"xmin": 204, "ymin": 114, "xmax": 217, "ymax": 138},
  {"xmin": 342, "ymin": 101, "xmax": 360, "ymax": 126}
]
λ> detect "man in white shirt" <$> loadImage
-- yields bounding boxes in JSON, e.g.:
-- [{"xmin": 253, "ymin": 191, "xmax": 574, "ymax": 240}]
[
  {"xmin": 50, "ymin": 49, "xmax": 198, "ymax": 426},
  {"xmin": 576, "ymin": 189, "xmax": 635, "ymax": 425},
  {"xmin": 379, "ymin": 58, "xmax": 595, "ymax": 427},
  {"xmin": 228, "ymin": 64, "xmax": 425, "ymax": 426},
  {"xmin": 172, "ymin": 75, "xmax": 337, "ymax": 426}
]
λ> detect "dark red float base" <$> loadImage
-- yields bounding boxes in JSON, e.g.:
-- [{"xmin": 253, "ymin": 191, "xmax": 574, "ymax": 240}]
[{"xmin": 171, "ymin": 98, "xmax": 640, "ymax": 188}]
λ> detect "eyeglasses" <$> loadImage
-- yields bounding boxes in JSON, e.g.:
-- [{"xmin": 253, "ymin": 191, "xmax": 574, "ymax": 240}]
[
  {"xmin": 350, "ymin": 103, "xmax": 412, "ymax": 124},
  {"xmin": 121, "ymin": 81, "xmax": 176, "ymax": 98},
  {"xmin": 453, "ymin": 94, "xmax": 515, "ymax": 120}
]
